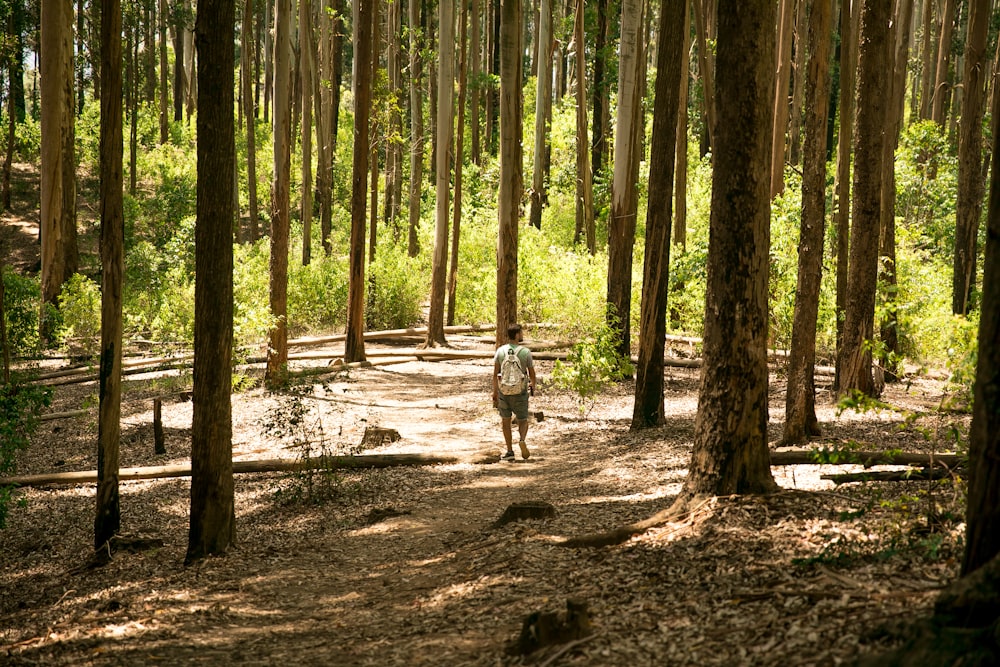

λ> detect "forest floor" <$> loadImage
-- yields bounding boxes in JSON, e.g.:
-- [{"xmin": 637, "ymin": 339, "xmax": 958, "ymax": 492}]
[
  {"xmin": 0, "ymin": 163, "xmax": 970, "ymax": 665},
  {"xmin": 0, "ymin": 344, "xmax": 970, "ymax": 666}
]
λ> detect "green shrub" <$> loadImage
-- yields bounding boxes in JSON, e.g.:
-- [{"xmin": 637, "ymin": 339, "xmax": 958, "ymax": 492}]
[
  {"xmin": 56, "ymin": 273, "xmax": 102, "ymax": 357},
  {"xmin": 552, "ymin": 317, "xmax": 634, "ymax": 414},
  {"xmin": 2, "ymin": 268, "xmax": 41, "ymax": 357},
  {"xmin": 366, "ymin": 246, "xmax": 425, "ymax": 331}
]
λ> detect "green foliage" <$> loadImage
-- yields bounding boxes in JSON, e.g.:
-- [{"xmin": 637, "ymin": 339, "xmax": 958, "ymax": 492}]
[
  {"xmin": 551, "ymin": 318, "xmax": 634, "ymax": 414},
  {"xmin": 55, "ymin": 273, "xmax": 102, "ymax": 358},
  {"xmin": 2, "ymin": 268, "xmax": 41, "ymax": 357},
  {"xmin": 0, "ymin": 381, "xmax": 52, "ymax": 529},
  {"xmin": 366, "ymin": 245, "xmax": 426, "ymax": 331}
]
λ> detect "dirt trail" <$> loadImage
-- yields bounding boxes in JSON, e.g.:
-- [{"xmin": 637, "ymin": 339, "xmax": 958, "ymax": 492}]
[{"xmin": 2, "ymin": 350, "xmax": 964, "ymax": 666}]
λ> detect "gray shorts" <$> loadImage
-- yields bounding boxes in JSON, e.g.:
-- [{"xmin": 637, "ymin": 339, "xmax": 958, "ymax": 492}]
[{"xmin": 497, "ymin": 391, "xmax": 529, "ymax": 420}]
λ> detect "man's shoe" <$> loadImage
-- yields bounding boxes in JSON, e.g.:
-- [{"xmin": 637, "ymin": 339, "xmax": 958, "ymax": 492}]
[
  {"xmin": 502, "ymin": 450, "xmax": 515, "ymax": 461},
  {"xmin": 518, "ymin": 441, "xmax": 530, "ymax": 460}
]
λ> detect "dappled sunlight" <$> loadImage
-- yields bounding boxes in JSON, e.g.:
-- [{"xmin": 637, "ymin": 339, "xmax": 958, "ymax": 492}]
[{"xmin": 577, "ymin": 484, "xmax": 681, "ymax": 506}]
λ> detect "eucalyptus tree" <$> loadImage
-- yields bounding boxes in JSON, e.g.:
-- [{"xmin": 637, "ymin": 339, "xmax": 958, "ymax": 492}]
[
  {"xmin": 833, "ymin": 0, "xmax": 858, "ymax": 366},
  {"xmin": 241, "ymin": 0, "xmax": 259, "ymax": 241},
  {"xmin": 40, "ymin": 0, "xmax": 79, "ymax": 341},
  {"xmin": 953, "ymin": 0, "xmax": 991, "ymax": 316},
  {"xmin": 680, "ymin": 0, "xmax": 778, "ymax": 499},
  {"xmin": 407, "ymin": 0, "xmax": 424, "ymax": 258},
  {"xmin": 96, "ymin": 0, "xmax": 124, "ymax": 551},
  {"xmin": 631, "ymin": 0, "xmax": 685, "ymax": 430},
  {"xmin": 496, "ymin": 0, "xmax": 523, "ymax": 344},
  {"xmin": 770, "ymin": 0, "xmax": 795, "ymax": 198},
  {"xmin": 591, "ymin": 0, "xmax": 610, "ymax": 180},
  {"xmin": 187, "ymin": 0, "xmax": 236, "ymax": 563},
  {"xmin": 930, "ymin": 0, "xmax": 956, "ymax": 125},
  {"xmin": 158, "ymin": 0, "xmax": 168, "ymax": 143},
  {"xmin": 300, "ymin": 0, "xmax": 314, "ymax": 265},
  {"xmin": 447, "ymin": 0, "xmax": 469, "ymax": 327},
  {"xmin": 266, "ymin": 0, "xmax": 292, "ymax": 386},
  {"xmin": 782, "ymin": 0, "xmax": 834, "ymax": 445},
  {"xmin": 345, "ymin": 0, "xmax": 376, "ymax": 363},
  {"xmin": 528, "ymin": 0, "xmax": 551, "ymax": 230},
  {"xmin": 606, "ymin": 0, "xmax": 645, "ymax": 358},
  {"xmin": 425, "ymin": 0, "xmax": 455, "ymax": 347},
  {"xmin": 571, "ymin": 0, "xmax": 593, "ymax": 253}
]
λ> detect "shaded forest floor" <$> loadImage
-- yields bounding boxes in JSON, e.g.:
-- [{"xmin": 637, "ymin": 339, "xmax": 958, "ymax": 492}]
[{"xmin": 0, "ymin": 347, "xmax": 970, "ymax": 666}]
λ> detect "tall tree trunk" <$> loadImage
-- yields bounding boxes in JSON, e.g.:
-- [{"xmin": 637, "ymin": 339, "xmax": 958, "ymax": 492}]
[
  {"xmin": 407, "ymin": 0, "xmax": 424, "ymax": 258},
  {"xmin": 96, "ymin": 0, "xmax": 124, "ymax": 550},
  {"xmin": 263, "ymin": 0, "xmax": 272, "ymax": 123},
  {"xmin": 470, "ymin": 0, "xmax": 482, "ymax": 165},
  {"xmin": 40, "ymin": 0, "xmax": 79, "ymax": 342},
  {"xmin": 3, "ymin": 62, "xmax": 16, "ymax": 211},
  {"xmin": 384, "ymin": 0, "xmax": 404, "ymax": 231},
  {"xmin": 173, "ymin": 5, "xmax": 186, "ymax": 122},
  {"xmin": 930, "ymin": 0, "xmax": 956, "ymax": 125},
  {"xmin": 127, "ymin": 25, "xmax": 138, "ymax": 195},
  {"xmin": 447, "ymin": 0, "xmax": 469, "ymax": 327},
  {"xmin": 528, "ymin": 0, "xmax": 552, "ymax": 229},
  {"xmin": 159, "ymin": 0, "xmax": 169, "ymax": 143},
  {"xmin": 631, "ymin": 0, "xmax": 685, "ymax": 429},
  {"xmin": 346, "ymin": 0, "xmax": 375, "ymax": 363},
  {"xmin": 300, "ymin": 0, "xmax": 314, "ymax": 266},
  {"xmin": 266, "ymin": 0, "xmax": 292, "ymax": 386},
  {"xmin": 325, "ymin": 0, "xmax": 345, "ymax": 255},
  {"xmin": 606, "ymin": 0, "xmax": 645, "ymax": 359},
  {"xmin": 836, "ymin": 0, "xmax": 891, "ymax": 398},
  {"xmin": 496, "ymin": 0, "xmax": 523, "ymax": 345},
  {"xmin": 681, "ymin": 0, "xmax": 778, "ymax": 499},
  {"xmin": 782, "ymin": 0, "xmax": 834, "ymax": 445},
  {"xmin": 771, "ymin": 0, "xmax": 796, "ymax": 199},
  {"xmin": 834, "ymin": 0, "xmax": 858, "ymax": 386},
  {"xmin": 878, "ymin": 0, "xmax": 915, "ymax": 382},
  {"xmin": 188, "ymin": 0, "xmax": 236, "ymax": 564},
  {"xmin": 918, "ymin": 0, "xmax": 934, "ymax": 120},
  {"xmin": 673, "ymin": 0, "xmax": 690, "ymax": 252},
  {"xmin": 571, "ymin": 0, "xmax": 594, "ymax": 254},
  {"xmin": 426, "ymin": 0, "xmax": 455, "ymax": 347},
  {"xmin": 692, "ymin": 0, "xmax": 716, "ymax": 155},
  {"xmin": 953, "ymin": 0, "xmax": 990, "ymax": 316},
  {"xmin": 314, "ymin": 0, "xmax": 332, "ymax": 254},
  {"xmin": 591, "ymin": 0, "xmax": 610, "ymax": 180},
  {"xmin": 242, "ymin": 0, "xmax": 260, "ymax": 242},
  {"xmin": 962, "ymin": 69, "xmax": 1000, "ymax": 576},
  {"xmin": 788, "ymin": 0, "xmax": 809, "ymax": 167},
  {"xmin": 144, "ymin": 1, "xmax": 156, "ymax": 104}
]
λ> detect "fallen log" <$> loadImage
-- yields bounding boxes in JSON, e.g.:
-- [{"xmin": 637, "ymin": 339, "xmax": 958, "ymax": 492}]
[
  {"xmin": 770, "ymin": 449, "xmax": 963, "ymax": 468},
  {"xmin": 821, "ymin": 469, "xmax": 957, "ymax": 485},
  {"xmin": 0, "ymin": 453, "xmax": 462, "ymax": 489}
]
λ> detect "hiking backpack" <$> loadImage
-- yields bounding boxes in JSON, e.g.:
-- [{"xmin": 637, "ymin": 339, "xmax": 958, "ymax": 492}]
[{"xmin": 498, "ymin": 345, "xmax": 527, "ymax": 395}]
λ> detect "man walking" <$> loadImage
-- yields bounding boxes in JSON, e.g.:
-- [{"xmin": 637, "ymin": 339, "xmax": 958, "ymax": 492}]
[{"xmin": 492, "ymin": 323, "xmax": 537, "ymax": 461}]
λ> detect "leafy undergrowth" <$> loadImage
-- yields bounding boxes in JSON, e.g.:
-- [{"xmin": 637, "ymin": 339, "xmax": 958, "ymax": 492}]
[{"xmin": 0, "ymin": 347, "xmax": 967, "ymax": 666}]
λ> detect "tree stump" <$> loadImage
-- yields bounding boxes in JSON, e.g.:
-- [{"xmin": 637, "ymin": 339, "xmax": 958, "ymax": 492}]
[
  {"xmin": 153, "ymin": 398, "xmax": 166, "ymax": 455},
  {"xmin": 507, "ymin": 598, "xmax": 594, "ymax": 656},
  {"xmin": 360, "ymin": 427, "xmax": 401, "ymax": 448},
  {"xmin": 492, "ymin": 501, "xmax": 557, "ymax": 528}
]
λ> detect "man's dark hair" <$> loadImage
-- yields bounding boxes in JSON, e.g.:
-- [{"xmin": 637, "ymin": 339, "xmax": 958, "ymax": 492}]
[{"xmin": 507, "ymin": 323, "xmax": 522, "ymax": 340}]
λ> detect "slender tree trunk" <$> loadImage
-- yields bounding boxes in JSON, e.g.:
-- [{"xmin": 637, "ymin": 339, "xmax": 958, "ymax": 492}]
[
  {"xmin": 962, "ymin": 69, "xmax": 1000, "ymax": 576},
  {"xmin": 266, "ymin": 0, "xmax": 292, "ymax": 386},
  {"xmin": 3, "ymin": 63, "xmax": 16, "ymax": 211},
  {"xmin": 447, "ymin": 0, "xmax": 469, "ymax": 327},
  {"xmin": 878, "ymin": 0, "xmax": 914, "ymax": 382},
  {"xmin": 426, "ymin": 0, "xmax": 455, "ymax": 347},
  {"xmin": 528, "ymin": 0, "xmax": 552, "ymax": 229},
  {"xmin": 591, "ymin": 0, "xmax": 610, "ymax": 180},
  {"xmin": 242, "ymin": 0, "xmax": 260, "ymax": 242},
  {"xmin": 407, "ymin": 0, "xmax": 424, "ymax": 258},
  {"xmin": 300, "ymin": 0, "xmax": 314, "ymax": 265},
  {"xmin": 314, "ymin": 0, "xmax": 331, "ymax": 254},
  {"xmin": 673, "ymin": 0, "xmax": 690, "ymax": 252},
  {"xmin": 931, "ymin": 0, "xmax": 956, "ymax": 125},
  {"xmin": 40, "ymin": 0, "xmax": 79, "ymax": 342},
  {"xmin": 173, "ymin": 6, "xmax": 186, "ymax": 122},
  {"xmin": 837, "ymin": 0, "xmax": 891, "ymax": 397},
  {"xmin": 470, "ymin": 0, "xmax": 482, "ymax": 165},
  {"xmin": 953, "ymin": 0, "xmax": 990, "ymax": 316},
  {"xmin": 788, "ymin": 0, "xmax": 808, "ymax": 167},
  {"xmin": 606, "ymin": 0, "xmax": 645, "ymax": 358},
  {"xmin": 384, "ymin": 0, "xmax": 404, "ymax": 231},
  {"xmin": 159, "ymin": 0, "xmax": 169, "ymax": 143},
  {"xmin": 681, "ymin": 0, "xmax": 778, "ymax": 499},
  {"xmin": 632, "ymin": 0, "xmax": 685, "ymax": 429},
  {"xmin": 127, "ymin": 26, "xmax": 138, "ymax": 195},
  {"xmin": 834, "ymin": 0, "xmax": 858, "ymax": 385},
  {"xmin": 918, "ymin": 0, "xmax": 934, "ymax": 119},
  {"xmin": 188, "ymin": 0, "xmax": 236, "ymax": 564},
  {"xmin": 770, "ymin": 0, "xmax": 796, "ymax": 198},
  {"xmin": 346, "ymin": 0, "xmax": 375, "ymax": 363},
  {"xmin": 96, "ymin": 0, "xmax": 124, "ymax": 550},
  {"xmin": 325, "ymin": 0, "xmax": 345, "ymax": 255},
  {"xmin": 783, "ymin": 0, "xmax": 834, "ymax": 445},
  {"xmin": 263, "ymin": 0, "xmax": 272, "ymax": 123},
  {"xmin": 496, "ymin": 0, "xmax": 523, "ymax": 344},
  {"xmin": 572, "ymin": 0, "xmax": 594, "ymax": 254},
  {"xmin": 692, "ymin": 0, "xmax": 716, "ymax": 154}
]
